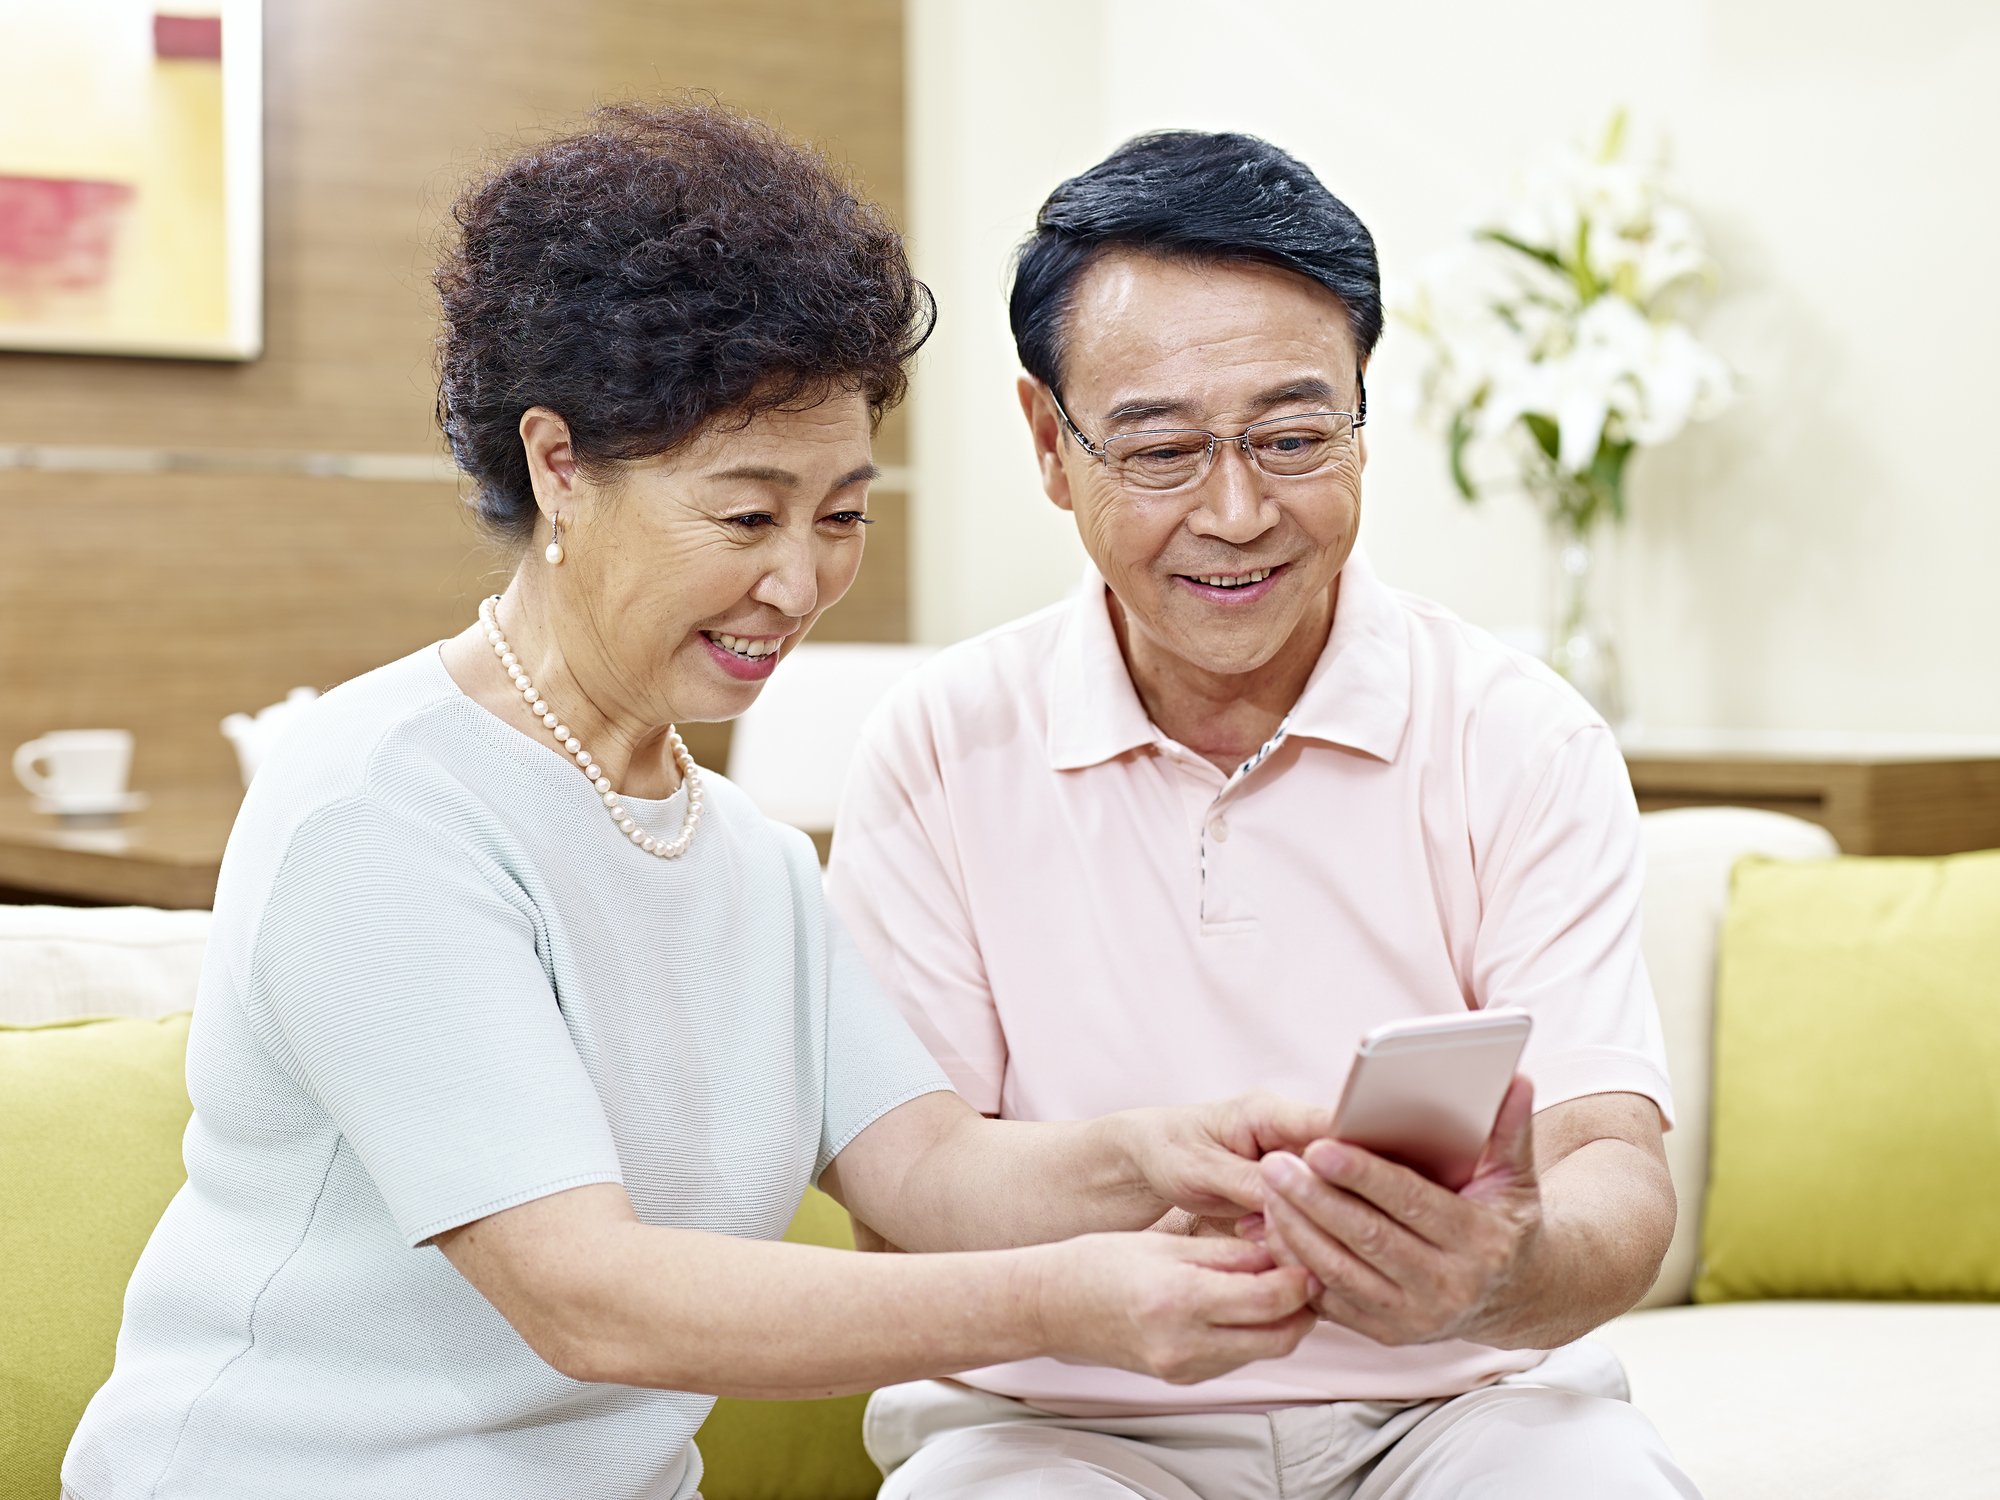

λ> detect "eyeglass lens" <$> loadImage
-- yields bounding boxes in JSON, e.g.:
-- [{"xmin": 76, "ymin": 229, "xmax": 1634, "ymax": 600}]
[{"xmin": 1103, "ymin": 413, "xmax": 1355, "ymax": 491}]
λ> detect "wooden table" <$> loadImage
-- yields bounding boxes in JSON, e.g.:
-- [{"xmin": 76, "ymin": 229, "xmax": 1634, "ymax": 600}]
[
  {"xmin": 2, "ymin": 742, "xmax": 1994, "ymax": 909},
  {"xmin": 1622, "ymin": 736, "xmax": 2000, "ymax": 856},
  {"xmin": 0, "ymin": 783, "xmax": 242, "ymax": 908}
]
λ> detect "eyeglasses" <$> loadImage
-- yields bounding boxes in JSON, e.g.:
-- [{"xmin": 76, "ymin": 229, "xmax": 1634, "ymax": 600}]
[{"xmin": 1047, "ymin": 374, "xmax": 1366, "ymax": 494}]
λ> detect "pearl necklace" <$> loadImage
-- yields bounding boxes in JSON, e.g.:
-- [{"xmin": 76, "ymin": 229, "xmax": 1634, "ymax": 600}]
[{"xmin": 479, "ymin": 595, "xmax": 703, "ymax": 858}]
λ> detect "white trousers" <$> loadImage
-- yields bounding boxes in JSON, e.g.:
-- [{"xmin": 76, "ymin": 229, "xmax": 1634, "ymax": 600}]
[{"xmin": 866, "ymin": 1342, "xmax": 1700, "ymax": 1500}]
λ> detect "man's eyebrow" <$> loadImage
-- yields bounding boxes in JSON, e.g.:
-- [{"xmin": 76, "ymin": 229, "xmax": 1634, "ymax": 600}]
[
  {"xmin": 1101, "ymin": 377, "xmax": 1342, "ymax": 431},
  {"xmin": 703, "ymin": 462, "xmax": 881, "ymax": 490},
  {"xmin": 1102, "ymin": 397, "xmax": 1197, "ymax": 429},
  {"xmin": 1248, "ymin": 377, "xmax": 1339, "ymax": 412}
]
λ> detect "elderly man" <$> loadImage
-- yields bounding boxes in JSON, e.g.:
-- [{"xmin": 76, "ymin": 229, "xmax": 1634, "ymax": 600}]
[{"xmin": 825, "ymin": 131, "xmax": 1696, "ymax": 1499}]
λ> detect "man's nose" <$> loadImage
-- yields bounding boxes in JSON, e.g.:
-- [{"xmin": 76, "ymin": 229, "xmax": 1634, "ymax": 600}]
[{"xmin": 1188, "ymin": 442, "xmax": 1276, "ymax": 545}]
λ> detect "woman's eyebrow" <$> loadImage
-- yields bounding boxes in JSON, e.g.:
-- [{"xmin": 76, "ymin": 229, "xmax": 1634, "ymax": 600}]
[
  {"xmin": 703, "ymin": 461, "xmax": 880, "ymax": 490},
  {"xmin": 704, "ymin": 463, "xmax": 801, "ymax": 487}
]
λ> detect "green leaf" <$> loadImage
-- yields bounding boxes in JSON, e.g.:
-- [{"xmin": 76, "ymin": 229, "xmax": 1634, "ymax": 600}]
[
  {"xmin": 1599, "ymin": 107, "xmax": 1629, "ymax": 163},
  {"xmin": 1591, "ymin": 440, "xmax": 1634, "ymax": 523},
  {"xmin": 1447, "ymin": 410, "xmax": 1478, "ymax": 501},
  {"xmin": 1476, "ymin": 228, "xmax": 1566, "ymax": 275},
  {"xmin": 1522, "ymin": 412, "xmax": 1561, "ymax": 463},
  {"xmin": 1573, "ymin": 219, "xmax": 1601, "ymax": 303}
]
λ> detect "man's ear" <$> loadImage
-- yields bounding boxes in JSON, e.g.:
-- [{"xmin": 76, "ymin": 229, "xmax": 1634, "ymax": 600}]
[
  {"xmin": 519, "ymin": 407, "xmax": 581, "ymax": 525},
  {"xmin": 1017, "ymin": 376, "xmax": 1076, "ymax": 514}
]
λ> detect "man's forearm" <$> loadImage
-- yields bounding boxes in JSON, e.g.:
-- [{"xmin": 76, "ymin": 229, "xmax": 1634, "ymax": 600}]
[
  {"xmin": 835, "ymin": 1089, "xmax": 1325, "ymax": 1257},
  {"xmin": 1473, "ymin": 1138, "xmax": 1674, "ymax": 1348}
]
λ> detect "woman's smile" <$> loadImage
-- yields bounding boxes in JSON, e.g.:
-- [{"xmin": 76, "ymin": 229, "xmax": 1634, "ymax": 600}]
[{"xmin": 698, "ymin": 629, "xmax": 787, "ymax": 681}]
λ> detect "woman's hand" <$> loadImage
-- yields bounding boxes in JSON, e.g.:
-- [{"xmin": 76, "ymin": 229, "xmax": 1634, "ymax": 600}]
[
  {"xmin": 1118, "ymin": 1090, "xmax": 1343, "ymax": 1225},
  {"xmin": 1031, "ymin": 1232, "xmax": 1319, "ymax": 1384}
]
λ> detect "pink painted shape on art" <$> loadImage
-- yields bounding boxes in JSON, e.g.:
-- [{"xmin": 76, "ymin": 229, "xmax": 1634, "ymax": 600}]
[
  {"xmin": 154, "ymin": 14, "xmax": 223, "ymax": 60},
  {"xmin": 0, "ymin": 176, "xmax": 137, "ymax": 292}
]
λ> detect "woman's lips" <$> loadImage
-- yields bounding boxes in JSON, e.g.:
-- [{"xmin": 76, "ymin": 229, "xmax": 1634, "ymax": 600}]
[{"xmin": 698, "ymin": 631, "xmax": 782, "ymax": 681}]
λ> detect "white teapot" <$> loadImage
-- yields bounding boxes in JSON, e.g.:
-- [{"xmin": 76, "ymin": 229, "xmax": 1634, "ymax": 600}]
[{"xmin": 220, "ymin": 687, "xmax": 320, "ymax": 786}]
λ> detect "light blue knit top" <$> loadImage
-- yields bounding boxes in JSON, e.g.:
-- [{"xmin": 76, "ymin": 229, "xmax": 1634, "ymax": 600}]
[{"xmin": 64, "ymin": 646, "xmax": 950, "ymax": 1500}]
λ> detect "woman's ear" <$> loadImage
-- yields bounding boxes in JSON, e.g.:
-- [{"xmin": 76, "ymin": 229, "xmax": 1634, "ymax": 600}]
[
  {"xmin": 1017, "ymin": 376, "xmax": 1076, "ymax": 514},
  {"xmin": 519, "ymin": 407, "xmax": 580, "ymax": 521}
]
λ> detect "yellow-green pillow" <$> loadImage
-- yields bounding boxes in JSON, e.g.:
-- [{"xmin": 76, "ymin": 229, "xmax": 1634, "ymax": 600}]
[
  {"xmin": 692, "ymin": 1187, "xmax": 883, "ymax": 1500},
  {"xmin": 0, "ymin": 1013, "xmax": 878, "ymax": 1500},
  {"xmin": 1697, "ymin": 850, "xmax": 2000, "ymax": 1302},
  {"xmin": 0, "ymin": 1014, "xmax": 194, "ymax": 1500}
]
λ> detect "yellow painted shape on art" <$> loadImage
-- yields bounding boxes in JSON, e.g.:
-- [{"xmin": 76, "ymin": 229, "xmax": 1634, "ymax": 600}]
[{"xmin": 0, "ymin": 1, "xmax": 230, "ymax": 344}]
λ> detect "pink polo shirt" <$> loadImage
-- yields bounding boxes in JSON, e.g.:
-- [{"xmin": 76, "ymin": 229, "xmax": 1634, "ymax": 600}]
[{"xmin": 825, "ymin": 550, "xmax": 1674, "ymax": 1412}]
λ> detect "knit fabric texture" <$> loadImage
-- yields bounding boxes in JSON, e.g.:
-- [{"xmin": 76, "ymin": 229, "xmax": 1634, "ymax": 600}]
[{"xmin": 63, "ymin": 647, "xmax": 950, "ymax": 1500}]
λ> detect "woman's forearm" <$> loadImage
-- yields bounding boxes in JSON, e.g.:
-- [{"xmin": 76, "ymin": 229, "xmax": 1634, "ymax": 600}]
[
  {"xmin": 438, "ymin": 1182, "xmax": 1312, "ymax": 1398},
  {"xmin": 551, "ymin": 1220, "xmax": 1052, "ymax": 1396},
  {"xmin": 896, "ymin": 1112, "xmax": 1173, "ymax": 1248},
  {"xmin": 822, "ymin": 1095, "xmax": 1168, "ymax": 1253}
]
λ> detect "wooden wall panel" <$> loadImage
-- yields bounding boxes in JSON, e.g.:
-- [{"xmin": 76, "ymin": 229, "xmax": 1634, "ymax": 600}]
[
  {"xmin": 0, "ymin": 472, "xmax": 906, "ymax": 788},
  {"xmin": 0, "ymin": 0, "xmax": 910, "ymax": 792},
  {"xmin": 0, "ymin": 470, "xmax": 492, "ymax": 787}
]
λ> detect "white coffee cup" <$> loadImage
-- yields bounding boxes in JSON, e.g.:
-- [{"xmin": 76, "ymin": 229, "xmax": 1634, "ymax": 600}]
[{"xmin": 13, "ymin": 729, "xmax": 135, "ymax": 809}]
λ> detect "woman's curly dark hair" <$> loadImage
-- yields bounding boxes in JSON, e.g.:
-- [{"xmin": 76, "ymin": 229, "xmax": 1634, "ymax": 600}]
[{"xmin": 435, "ymin": 101, "xmax": 935, "ymax": 543}]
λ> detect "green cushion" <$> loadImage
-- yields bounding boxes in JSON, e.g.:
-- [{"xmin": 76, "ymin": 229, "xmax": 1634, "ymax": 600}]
[
  {"xmin": 1697, "ymin": 850, "xmax": 2000, "ymax": 1302},
  {"xmin": 692, "ymin": 1187, "xmax": 883, "ymax": 1500},
  {"xmin": 0, "ymin": 1015, "xmax": 877, "ymax": 1500},
  {"xmin": 0, "ymin": 1014, "xmax": 194, "ymax": 1500}
]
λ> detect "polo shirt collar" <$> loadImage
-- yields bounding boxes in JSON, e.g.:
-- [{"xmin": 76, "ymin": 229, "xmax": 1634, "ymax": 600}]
[
  {"xmin": 1279, "ymin": 549, "xmax": 1413, "ymax": 763},
  {"xmin": 1045, "ymin": 548, "xmax": 1413, "ymax": 771},
  {"xmin": 1047, "ymin": 565, "xmax": 1158, "ymax": 771}
]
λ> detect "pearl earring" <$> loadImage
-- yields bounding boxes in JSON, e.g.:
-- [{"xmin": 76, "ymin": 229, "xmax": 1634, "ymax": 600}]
[{"xmin": 545, "ymin": 518, "xmax": 565, "ymax": 566}]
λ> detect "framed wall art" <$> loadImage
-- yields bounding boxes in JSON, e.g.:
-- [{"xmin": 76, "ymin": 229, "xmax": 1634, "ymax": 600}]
[{"xmin": 0, "ymin": 0, "xmax": 261, "ymax": 360}]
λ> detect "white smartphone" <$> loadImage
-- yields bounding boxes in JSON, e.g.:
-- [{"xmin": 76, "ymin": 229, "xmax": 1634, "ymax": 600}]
[{"xmin": 1329, "ymin": 1010, "xmax": 1533, "ymax": 1191}]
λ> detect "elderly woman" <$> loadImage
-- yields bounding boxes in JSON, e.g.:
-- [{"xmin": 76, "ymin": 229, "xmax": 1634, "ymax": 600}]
[{"xmin": 61, "ymin": 106, "xmax": 1328, "ymax": 1500}]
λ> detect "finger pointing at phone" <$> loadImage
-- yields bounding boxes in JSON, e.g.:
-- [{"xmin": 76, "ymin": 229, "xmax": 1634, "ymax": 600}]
[{"xmin": 1253, "ymin": 1074, "xmax": 1546, "ymax": 1348}]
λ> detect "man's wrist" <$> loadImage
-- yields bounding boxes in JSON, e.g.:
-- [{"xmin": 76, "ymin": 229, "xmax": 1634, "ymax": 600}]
[{"xmin": 1459, "ymin": 1217, "xmax": 1566, "ymax": 1348}]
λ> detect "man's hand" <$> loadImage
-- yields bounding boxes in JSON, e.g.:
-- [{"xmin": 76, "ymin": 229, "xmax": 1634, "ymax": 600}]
[
  {"xmin": 1252, "ymin": 1075, "xmax": 1546, "ymax": 1347},
  {"xmin": 1121, "ymin": 1090, "xmax": 1343, "ymax": 1224}
]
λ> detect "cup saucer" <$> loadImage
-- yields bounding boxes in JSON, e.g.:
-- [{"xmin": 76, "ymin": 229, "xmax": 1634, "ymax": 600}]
[{"xmin": 32, "ymin": 791, "xmax": 150, "ymax": 818}]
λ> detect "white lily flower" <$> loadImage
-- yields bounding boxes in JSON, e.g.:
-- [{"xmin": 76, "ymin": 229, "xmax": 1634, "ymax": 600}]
[{"xmin": 1391, "ymin": 112, "xmax": 1735, "ymax": 511}]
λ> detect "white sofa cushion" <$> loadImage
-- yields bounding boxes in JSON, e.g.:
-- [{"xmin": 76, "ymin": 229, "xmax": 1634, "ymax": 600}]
[
  {"xmin": 1636, "ymin": 808, "xmax": 1838, "ymax": 1307},
  {"xmin": 0, "ymin": 905, "xmax": 210, "ymax": 1025},
  {"xmin": 1598, "ymin": 1301, "xmax": 2000, "ymax": 1499}
]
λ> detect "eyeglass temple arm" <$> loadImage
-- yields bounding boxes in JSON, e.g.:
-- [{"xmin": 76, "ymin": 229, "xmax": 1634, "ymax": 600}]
[{"xmin": 1045, "ymin": 384, "xmax": 1103, "ymax": 456}]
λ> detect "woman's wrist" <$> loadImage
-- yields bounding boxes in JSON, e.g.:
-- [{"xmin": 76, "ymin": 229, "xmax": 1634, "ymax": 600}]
[{"xmin": 1006, "ymin": 1238, "xmax": 1064, "ymax": 1360}]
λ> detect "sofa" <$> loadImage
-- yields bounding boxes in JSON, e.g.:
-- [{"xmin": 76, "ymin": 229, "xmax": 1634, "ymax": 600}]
[{"xmin": 4, "ymin": 806, "xmax": 1995, "ymax": 1500}]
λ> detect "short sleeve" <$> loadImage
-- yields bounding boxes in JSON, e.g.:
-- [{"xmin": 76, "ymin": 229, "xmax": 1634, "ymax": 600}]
[
  {"xmin": 1471, "ymin": 726, "xmax": 1677, "ymax": 1127},
  {"xmin": 815, "ymin": 910, "xmax": 954, "ymax": 1179},
  {"xmin": 246, "ymin": 798, "xmax": 625, "ymax": 1246},
  {"xmin": 825, "ymin": 692, "xmax": 1008, "ymax": 1111}
]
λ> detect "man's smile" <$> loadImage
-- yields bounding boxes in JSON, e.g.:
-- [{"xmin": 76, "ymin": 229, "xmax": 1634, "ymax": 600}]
[{"xmin": 1172, "ymin": 562, "xmax": 1289, "ymax": 603}]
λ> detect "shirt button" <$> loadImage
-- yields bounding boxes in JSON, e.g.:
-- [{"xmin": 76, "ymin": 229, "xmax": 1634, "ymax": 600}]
[{"xmin": 1207, "ymin": 816, "xmax": 1229, "ymax": 842}]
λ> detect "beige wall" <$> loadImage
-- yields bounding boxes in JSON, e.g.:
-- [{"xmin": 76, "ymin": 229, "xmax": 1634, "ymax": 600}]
[
  {"xmin": 906, "ymin": 0, "xmax": 2000, "ymax": 738},
  {"xmin": 1, "ymin": 0, "xmax": 908, "ymax": 787}
]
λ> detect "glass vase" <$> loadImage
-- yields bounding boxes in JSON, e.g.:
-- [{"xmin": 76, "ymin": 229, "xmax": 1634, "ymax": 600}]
[{"xmin": 1546, "ymin": 522, "xmax": 1626, "ymax": 728}]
